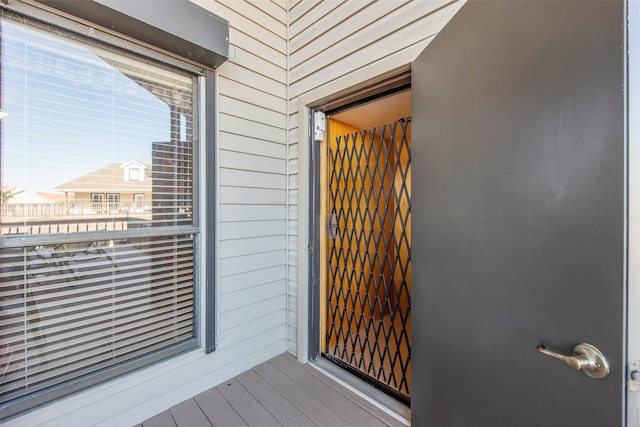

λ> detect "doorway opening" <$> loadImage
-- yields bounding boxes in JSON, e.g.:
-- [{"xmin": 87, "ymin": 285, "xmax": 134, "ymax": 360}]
[{"xmin": 313, "ymin": 89, "xmax": 412, "ymax": 405}]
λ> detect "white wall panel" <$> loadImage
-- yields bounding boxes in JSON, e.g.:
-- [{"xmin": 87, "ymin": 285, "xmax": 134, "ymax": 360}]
[
  {"xmin": 219, "ymin": 114, "xmax": 286, "ymax": 144},
  {"xmin": 290, "ymin": 0, "xmax": 401, "ymax": 68},
  {"xmin": 289, "ymin": 0, "xmax": 347, "ymax": 37},
  {"xmin": 220, "ymin": 204, "xmax": 286, "ymax": 222},
  {"xmin": 219, "ymin": 265, "xmax": 287, "ymax": 294},
  {"xmin": 219, "ymin": 280, "xmax": 287, "ymax": 312},
  {"xmin": 219, "ymin": 169, "xmax": 286, "ymax": 190},
  {"xmin": 219, "ymin": 186, "xmax": 287, "ymax": 205},
  {"xmin": 219, "ymin": 295, "xmax": 288, "ymax": 329},
  {"xmin": 219, "ymin": 250, "xmax": 287, "ymax": 277},
  {"xmin": 219, "ymin": 220, "xmax": 287, "ymax": 240},
  {"xmin": 289, "ymin": 0, "xmax": 319, "ymax": 25},
  {"xmin": 219, "ymin": 150, "xmax": 286, "ymax": 174},
  {"xmin": 289, "ymin": 0, "xmax": 371, "ymax": 53},
  {"xmin": 218, "ymin": 263, "xmax": 286, "ymax": 293},
  {"xmin": 219, "ymin": 75, "xmax": 286, "ymax": 112},
  {"xmin": 219, "ymin": 95, "xmax": 287, "ymax": 128},
  {"xmin": 219, "ymin": 132, "xmax": 286, "ymax": 158},
  {"xmin": 219, "ymin": 235, "xmax": 287, "ymax": 258},
  {"xmin": 245, "ymin": 0, "xmax": 287, "ymax": 23},
  {"xmin": 217, "ymin": 310, "xmax": 287, "ymax": 348}
]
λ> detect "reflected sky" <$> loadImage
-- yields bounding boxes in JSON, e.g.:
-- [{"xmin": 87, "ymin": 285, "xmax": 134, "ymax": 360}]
[{"xmin": 1, "ymin": 18, "xmax": 176, "ymax": 192}]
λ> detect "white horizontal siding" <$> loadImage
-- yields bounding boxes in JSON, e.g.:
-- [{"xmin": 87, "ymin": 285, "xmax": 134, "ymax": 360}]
[
  {"xmin": 220, "ymin": 204, "xmax": 286, "ymax": 222},
  {"xmin": 287, "ymin": 0, "xmax": 465, "ymax": 358},
  {"xmin": 219, "ymin": 250, "xmax": 287, "ymax": 277},
  {"xmin": 290, "ymin": 0, "xmax": 396, "ymax": 68},
  {"xmin": 289, "ymin": 0, "xmax": 320, "ymax": 25},
  {"xmin": 219, "ymin": 75, "xmax": 285, "ymax": 113},
  {"xmin": 219, "ymin": 95, "xmax": 287, "ymax": 128},
  {"xmin": 290, "ymin": 1, "xmax": 462, "ymax": 96},
  {"xmin": 219, "ymin": 186, "xmax": 287, "ymax": 204},
  {"xmin": 220, "ymin": 295, "xmax": 288, "ymax": 330},
  {"xmin": 219, "ymin": 114, "xmax": 286, "ymax": 145},
  {"xmin": 219, "ymin": 235, "xmax": 287, "ymax": 258},
  {"xmin": 289, "ymin": 0, "xmax": 346, "ymax": 37},
  {"xmin": 219, "ymin": 281, "xmax": 287, "ymax": 313},
  {"xmin": 220, "ymin": 169, "xmax": 286, "ymax": 189},
  {"xmin": 219, "ymin": 265, "xmax": 288, "ymax": 293},
  {"xmin": 219, "ymin": 132, "xmax": 286, "ymax": 158},
  {"xmin": 217, "ymin": 310, "xmax": 287, "ymax": 348}
]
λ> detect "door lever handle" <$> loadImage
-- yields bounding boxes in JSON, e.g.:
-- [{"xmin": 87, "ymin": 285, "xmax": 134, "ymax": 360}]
[{"xmin": 536, "ymin": 343, "xmax": 610, "ymax": 379}]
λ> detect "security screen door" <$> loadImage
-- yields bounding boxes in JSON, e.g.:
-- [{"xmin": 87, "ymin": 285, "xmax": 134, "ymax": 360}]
[
  {"xmin": 323, "ymin": 116, "xmax": 412, "ymax": 404},
  {"xmin": 411, "ymin": 1, "xmax": 625, "ymax": 425}
]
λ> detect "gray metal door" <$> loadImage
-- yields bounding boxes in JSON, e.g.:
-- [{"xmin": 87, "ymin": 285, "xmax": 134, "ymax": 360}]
[{"xmin": 411, "ymin": 1, "xmax": 625, "ymax": 426}]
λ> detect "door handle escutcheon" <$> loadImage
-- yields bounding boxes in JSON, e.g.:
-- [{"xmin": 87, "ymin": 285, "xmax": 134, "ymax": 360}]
[{"xmin": 536, "ymin": 343, "xmax": 610, "ymax": 379}]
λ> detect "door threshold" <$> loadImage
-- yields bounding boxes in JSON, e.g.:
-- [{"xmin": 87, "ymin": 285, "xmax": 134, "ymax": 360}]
[{"xmin": 308, "ymin": 356, "xmax": 410, "ymax": 425}]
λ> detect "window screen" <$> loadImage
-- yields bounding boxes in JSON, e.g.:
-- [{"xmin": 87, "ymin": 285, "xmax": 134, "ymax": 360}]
[{"xmin": 0, "ymin": 10, "xmax": 199, "ymax": 416}]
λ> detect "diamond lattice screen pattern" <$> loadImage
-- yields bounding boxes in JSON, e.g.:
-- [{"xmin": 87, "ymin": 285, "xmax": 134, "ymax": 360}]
[{"xmin": 325, "ymin": 119, "xmax": 411, "ymax": 401}]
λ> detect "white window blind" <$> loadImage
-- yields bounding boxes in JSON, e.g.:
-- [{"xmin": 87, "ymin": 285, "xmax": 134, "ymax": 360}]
[
  {"xmin": 1, "ymin": 236, "xmax": 195, "ymax": 403},
  {"xmin": 0, "ymin": 10, "xmax": 199, "ymax": 414}
]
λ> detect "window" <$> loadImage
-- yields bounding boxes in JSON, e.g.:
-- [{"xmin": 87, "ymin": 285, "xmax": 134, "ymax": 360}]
[
  {"xmin": 0, "ymin": 7, "xmax": 202, "ymax": 417},
  {"xmin": 129, "ymin": 168, "xmax": 140, "ymax": 181},
  {"xmin": 106, "ymin": 194, "xmax": 120, "ymax": 213}
]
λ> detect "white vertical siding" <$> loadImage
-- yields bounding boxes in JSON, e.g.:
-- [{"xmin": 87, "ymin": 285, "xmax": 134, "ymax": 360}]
[
  {"xmin": 5, "ymin": 1, "xmax": 289, "ymax": 426},
  {"xmin": 287, "ymin": 0, "xmax": 465, "ymax": 358}
]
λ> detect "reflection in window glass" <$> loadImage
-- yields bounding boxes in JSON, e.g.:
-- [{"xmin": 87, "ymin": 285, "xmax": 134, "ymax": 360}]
[
  {"xmin": 1, "ymin": 15, "xmax": 195, "ymax": 235},
  {"xmin": 0, "ymin": 11, "xmax": 199, "ymax": 416}
]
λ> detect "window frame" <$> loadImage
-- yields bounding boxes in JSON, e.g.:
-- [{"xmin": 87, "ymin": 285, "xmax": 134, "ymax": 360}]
[
  {"xmin": 0, "ymin": 0, "xmax": 220, "ymax": 418},
  {"xmin": 91, "ymin": 193, "xmax": 104, "ymax": 203}
]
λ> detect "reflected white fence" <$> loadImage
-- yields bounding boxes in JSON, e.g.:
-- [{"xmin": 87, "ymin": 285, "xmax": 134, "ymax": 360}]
[
  {"xmin": 2, "ymin": 202, "xmax": 152, "ymax": 219},
  {"xmin": 1, "ymin": 202, "xmax": 153, "ymax": 236}
]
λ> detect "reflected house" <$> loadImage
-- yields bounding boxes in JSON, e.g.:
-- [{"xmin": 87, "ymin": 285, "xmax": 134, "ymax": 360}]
[
  {"xmin": 1, "ymin": 154, "xmax": 190, "ymax": 236},
  {"xmin": 2, "ymin": 188, "xmax": 61, "ymax": 209},
  {"xmin": 55, "ymin": 160, "xmax": 151, "ymax": 216}
]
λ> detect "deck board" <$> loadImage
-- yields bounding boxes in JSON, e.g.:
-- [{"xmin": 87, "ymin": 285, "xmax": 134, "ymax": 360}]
[
  {"xmin": 254, "ymin": 361, "xmax": 350, "ymax": 426},
  {"xmin": 169, "ymin": 399, "xmax": 212, "ymax": 427},
  {"xmin": 236, "ymin": 369, "xmax": 317, "ymax": 427},
  {"xmin": 141, "ymin": 411, "xmax": 177, "ymax": 427},
  {"xmin": 194, "ymin": 387, "xmax": 249, "ymax": 427},
  {"xmin": 270, "ymin": 354, "xmax": 393, "ymax": 427},
  {"xmin": 138, "ymin": 353, "xmax": 408, "ymax": 427},
  {"xmin": 217, "ymin": 378, "xmax": 282, "ymax": 427}
]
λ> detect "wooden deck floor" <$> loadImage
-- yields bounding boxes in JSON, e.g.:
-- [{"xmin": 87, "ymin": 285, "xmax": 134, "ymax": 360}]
[{"xmin": 137, "ymin": 352, "xmax": 407, "ymax": 427}]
